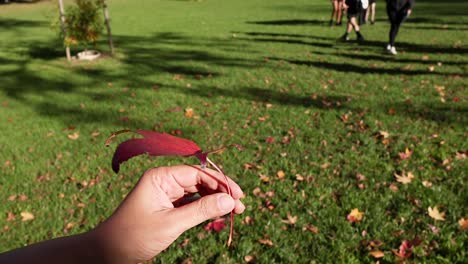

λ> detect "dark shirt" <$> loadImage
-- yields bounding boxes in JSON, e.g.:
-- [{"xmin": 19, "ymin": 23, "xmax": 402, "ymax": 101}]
[{"xmin": 386, "ymin": 0, "xmax": 414, "ymax": 12}]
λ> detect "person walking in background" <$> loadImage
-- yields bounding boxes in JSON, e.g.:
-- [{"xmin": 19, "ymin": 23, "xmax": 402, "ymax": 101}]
[
  {"xmin": 359, "ymin": 0, "xmax": 368, "ymax": 25},
  {"xmin": 365, "ymin": 0, "xmax": 377, "ymax": 24},
  {"xmin": 339, "ymin": 0, "xmax": 364, "ymax": 42},
  {"xmin": 330, "ymin": 0, "xmax": 344, "ymax": 26},
  {"xmin": 386, "ymin": 0, "xmax": 414, "ymax": 55}
]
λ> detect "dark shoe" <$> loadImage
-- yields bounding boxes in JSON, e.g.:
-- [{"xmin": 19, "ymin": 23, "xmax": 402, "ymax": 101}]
[
  {"xmin": 371, "ymin": 20, "xmax": 375, "ymax": 25},
  {"xmin": 329, "ymin": 20, "xmax": 333, "ymax": 26},
  {"xmin": 357, "ymin": 35, "xmax": 365, "ymax": 43},
  {"xmin": 336, "ymin": 22, "xmax": 342, "ymax": 26}
]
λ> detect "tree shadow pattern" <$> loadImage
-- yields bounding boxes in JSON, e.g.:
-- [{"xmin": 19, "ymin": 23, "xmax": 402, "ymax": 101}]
[{"xmin": 0, "ymin": 15, "xmax": 466, "ymax": 128}]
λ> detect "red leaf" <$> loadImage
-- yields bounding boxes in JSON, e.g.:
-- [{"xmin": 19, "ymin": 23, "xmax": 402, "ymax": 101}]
[
  {"xmin": 107, "ymin": 130, "xmax": 206, "ymax": 173},
  {"xmin": 203, "ymin": 218, "xmax": 226, "ymax": 232}
]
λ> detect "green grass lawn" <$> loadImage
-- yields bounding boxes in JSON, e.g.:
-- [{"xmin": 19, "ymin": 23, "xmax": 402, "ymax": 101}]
[{"xmin": 0, "ymin": 0, "xmax": 467, "ymax": 262}]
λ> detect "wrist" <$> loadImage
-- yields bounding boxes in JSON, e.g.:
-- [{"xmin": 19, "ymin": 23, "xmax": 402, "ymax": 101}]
[{"xmin": 89, "ymin": 222, "xmax": 136, "ymax": 264}]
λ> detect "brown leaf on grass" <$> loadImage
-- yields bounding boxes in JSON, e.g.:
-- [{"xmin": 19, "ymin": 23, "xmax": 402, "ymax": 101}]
[
  {"xmin": 394, "ymin": 171, "xmax": 414, "ymax": 184},
  {"xmin": 302, "ymin": 224, "xmax": 319, "ymax": 233},
  {"xmin": 427, "ymin": 224, "xmax": 440, "ymax": 234},
  {"xmin": 242, "ymin": 216, "xmax": 254, "ymax": 225},
  {"xmin": 20, "ymin": 211, "xmax": 34, "ymax": 221},
  {"xmin": 184, "ymin": 108, "xmax": 194, "ymax": 118},
  {"xmin": 458, "ymin": 218, "xmax": 468, "ymax": 230},
  {"xmin": 265, "ymin": 136, "xmax": 275, "ymax": 144},
  {"xmin": 6, "ymin": 212, "xmax": 15, "ymax": 222},
  {"xmin": 369, "ymin": 240, "xmax": 384, "ymax": 248},
  {"xmin": 7, "ymin": 195, "xmax": 16, "ymax": 201},
  {"xmin": 347, "ymin": 208, "xmax": 364, "ymax": 223},
  {"xmin": 389, "ymin": 183, "xmax": 399, "ymax": 192},
  {"xmin": 258, "ymin": 173, "xmax": 270, "ymax": 183},
  {"xmin": 378, "ymin": 130, "xmax": 390, "ymax": 139},
  {"xmin": 428, "ymin": 206, "xmax": 446, "ymax": 221},
  {"xmin": 369, "ymin": 250, "xmax": 385, "ymax": 259},
  {"xmin": 455, "ymin": 152, "xmax": 467, "ymax": 160},
  {"xmin": 281, "ymin": 213, "xmax": 298, "ymax": 225},
  {"xmin": 244, "ymin": 255, "xmax": 255, "ymax": 263},
  {"xmin": 258, "ymin": 237, "xmax": 274, "ymax": 246},
  {"xmin": 4, "ymin": 160, "xmax": 12, "ymax": 167},
  {"xmin": 392, "ymin": 238, "xmax": 421, "ymax": 259},
  {"xmin": 67, "ymin": 132, "xmax": 80, "ymax": 140},
  {"xmin": 398, "ymin": 148, "xmax": 413, "ymax": 160},
  {"xmin": 422, "ymin": 181, "xmax": 433, "ymax": 188},
  {"xmin": 276, "ymin": 170, "xmax": 285, "ymax": 180},
  {"xmin": 91, "ymin": 131, "xmax": 100, "ymax": 137}
]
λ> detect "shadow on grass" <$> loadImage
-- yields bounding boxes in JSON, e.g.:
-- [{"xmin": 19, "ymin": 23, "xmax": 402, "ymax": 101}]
[
  {"xmin": 155, "ymin": 83, "xmax": 350, "ymax": 109},
  {"xmin": 360, "ymin": 40, "xmax": 467, "ymax": 55},
  {"xmin": 1, "ymin": 17, "xmax": 465, "ymax": 127},
  {"xmin": 384, "ymin": 101, "xmax": 468, "ymax": 125},
  {"xmin": 247, "ymin": 19, "xmax": 325, "ymax": 26},
  {"xmin": 270, "ymin": 57, "xmax": 463, "ymax": 77}
]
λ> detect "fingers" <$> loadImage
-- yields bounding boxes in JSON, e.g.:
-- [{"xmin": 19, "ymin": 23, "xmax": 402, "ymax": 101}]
[
  {"xmin": 153, "ymin": 165, "xmax": 244, "ymax": 199},
  {"xmin": 166, "ymin": 193, "xmax": 235, "ymax": 234}
]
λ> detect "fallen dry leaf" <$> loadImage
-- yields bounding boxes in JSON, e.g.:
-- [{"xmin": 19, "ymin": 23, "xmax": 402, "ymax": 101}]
[
  {"xmin": 427, "ymin": 224, "xmax": 440, "ymax": 234},
  {"xmin": 6, "ymin": 212, "xmax": 15, "ymax": 222},
  {"xmin": 379, "ymin": 131, "xmax": 390, "ymax": 139},
  {"xmin": 67, "ymin": 132, "xmax": 80, "ymax": 140},
  {"xmin": 303, "ymin": 224, "xmax": 319, "ymax": 233},
  {"xmin": 395, "ymin": 171, "xmax": 414, "ymax": 184},
  {"xmin": 281, "ymin": 213, "xmax": 298, "ymax": 225},
  {"xmin": 184, "ymin": 108, "xmax": 194, "ymax": 118},
  {"xmin": 458, "ymin": 218, "xmax": 468, "ymax": 230},
  {"xmin": 428, "ymin": 206, "xmax": 446, "ymax": 221},
  {"xmin": 422, "ymin": 181, "xmax": 433, "ymax": 188},
  {"xmin": 258, "ymin": 238, "xmax": 274, "ymax": 246},
  {"xmin": 392, "ymin": 238, "xmax": 421, "ymax": 259},
  {"xmin": 276, "ymin": 170, "xmax": 285, "ymax": 180},
  {"xmin": 244, "ymin": 255, "xmax": 255, "ymax": 263},
  {"xmin": 398, "ymin": 148, "xmax": 413, "ymax": 160},
  {"xmin": 369, "ymin": 250, "xmax": 385, "ymax": 259},
  {"xmin": 347, "ymin": 208, "xmax": 364, "ymax": 223},
  {"xmin": 20, "ymin": 211, "xmax": 34, "ymax": 221}
]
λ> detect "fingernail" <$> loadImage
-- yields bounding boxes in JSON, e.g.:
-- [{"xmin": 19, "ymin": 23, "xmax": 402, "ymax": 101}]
[{"xmin": 217, "ymin": 194, "xmax": 234, "ymax": 213}]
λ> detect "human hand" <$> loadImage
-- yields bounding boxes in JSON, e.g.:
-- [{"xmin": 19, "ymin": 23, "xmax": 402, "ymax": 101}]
[{"xmin": 91, "ymin": 165, "xmax": 245, "ymax": 264}]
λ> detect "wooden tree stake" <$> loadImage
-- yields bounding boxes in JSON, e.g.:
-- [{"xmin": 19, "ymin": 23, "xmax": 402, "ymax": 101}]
[{"xmin": 102, "ymin": 0, "xmax": 114, "ymax": 55}]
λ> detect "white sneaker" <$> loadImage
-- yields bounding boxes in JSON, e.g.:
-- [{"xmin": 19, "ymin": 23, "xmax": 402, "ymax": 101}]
[
  {"xmin": 389, "ymin": 46, "xmax": 397, "ymax": 55},
  {"xmin": 386, "ymin": 44, "xmax": 391, "ymax": 51}
]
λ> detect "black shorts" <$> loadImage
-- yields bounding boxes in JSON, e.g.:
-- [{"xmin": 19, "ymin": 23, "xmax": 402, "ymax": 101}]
[
  {"xmin": 347, "ymin": 7, "xmax": 360, "ymax": 18},
  {"xmin": 369, "ymin": 0, "xmax": 376, "ymax": 4}
]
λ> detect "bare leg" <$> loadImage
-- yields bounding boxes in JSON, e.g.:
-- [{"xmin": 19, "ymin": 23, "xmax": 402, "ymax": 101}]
[
  {"xmin": 371, "ymin": 3, "xmax": 376, "ymax": 23},
  {"xmin": 337, "ymin": 1, "xmax": 343, "ymax": 24},
  {"xmin": 350, "ymin": 16, "xmax": 360, "ymax": 32},
  {"xmin": 330, "ymin": 1, "xmax": 338, "ymax": 25},
  {"xmin": 365, "ymin": 7, "xmax": 370, "ymax": 23}
]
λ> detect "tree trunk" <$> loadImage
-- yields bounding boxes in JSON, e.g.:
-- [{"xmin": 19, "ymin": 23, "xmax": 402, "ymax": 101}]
[
  {"xmin": 57, "ymin": 0, "xmax": 71, "ymax": 61},
  {"xmin": 102, "ymin": 0, "xmax": 114, "ymax": 55}
]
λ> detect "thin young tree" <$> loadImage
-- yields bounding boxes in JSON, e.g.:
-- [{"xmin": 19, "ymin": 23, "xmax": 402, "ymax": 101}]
[{"xmin": 57, "ymin": 0, "xmax": 71, "ymax": 61}]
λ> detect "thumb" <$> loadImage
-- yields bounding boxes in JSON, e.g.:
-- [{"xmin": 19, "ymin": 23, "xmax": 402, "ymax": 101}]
[{"xmin": 168, "ymin": 193, "xmax": 235, "ymax": 234}]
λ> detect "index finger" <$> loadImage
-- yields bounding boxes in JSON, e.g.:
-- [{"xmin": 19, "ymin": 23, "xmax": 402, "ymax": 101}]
[{"xmin": 153, "ymin": 165, "xmax": 244, "ymax": 200}]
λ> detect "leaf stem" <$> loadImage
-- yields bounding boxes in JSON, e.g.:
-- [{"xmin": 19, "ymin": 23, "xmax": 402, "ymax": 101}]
[{"xmin": 206, "ymin": 157, "xmax": 234, "ymax": 247}]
